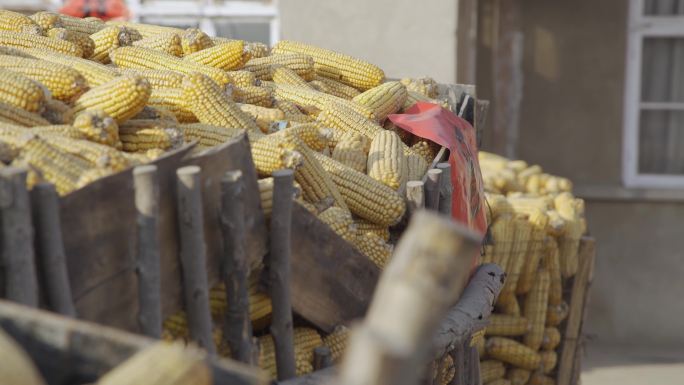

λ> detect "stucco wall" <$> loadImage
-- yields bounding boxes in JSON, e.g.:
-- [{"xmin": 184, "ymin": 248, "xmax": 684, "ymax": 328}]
[{"xmin": 278, "ymin": 0, "xmax": 459, "ymax": 83}]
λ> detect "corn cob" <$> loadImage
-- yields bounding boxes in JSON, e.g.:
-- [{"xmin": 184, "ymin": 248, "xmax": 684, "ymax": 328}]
[
  {"xmin": 507, "ymin": 368, "xmax": 531, "ymax": 385},
  {"xmin": 318, "ymin": 206, "xmax": 357, "ymax": 243},
  {"xmin": 272, "ymin": 40, "xmax": 384, "ymax": 90},
  {"xmin": 90, "ymin": 26, "xmax": 134, "ymax": 63},
  {"xmin": 367, "ymin": 130, "xmax": 408, "ymax": 191},
  {"xmin": 353, "ymin": 81, "xmax": 407, "ymax": 121},
  {"xmin": 119, "ymin": 122, "xmax": 183, "ymax": 152},
  {"xmin": 179, "ymin": 123, "xmax": 242, "ymax": 148},
  {"xmin": 322, "ymin": 326, "xmax": 349, "ymax": 362},
  {"xmin": 0, "ymin": 69, "xmax": 46, "ymax": 113},
  {"xmin": 331, "ymin": 132, "xmax": 369, "ymax": 173},
  {"xmin": 248, "ymin": 131, "xmax": 303, "ymax": 176},
  {"xmin": 539, "ymin": 350, "xmax": 557, "ymax": 374},
  {"xmin": 244, "ymin": 53, "xmax": 315, "ymax": 81},
  {"xmin": 0, "ymin": 32, "xmax": 81, "ymax": 57},
  {"xmin": 182, "ymin": 73, "xmax": 259, "ymax": 131},
  {"xmin": 106, "ymin": 21, "xmax": 181, "ymax": 39},
  {"xmin": 354, "ymin": 231, "xmax": 393, "ymax": 268},
  {"xmin": 400, "ymin": 77, "xmax": 439, "ymax": 98},
  {"xmin": 84, "ymin": 16, "xmax": 105, "ymax": 25},
  {"xmin": 480, "ymin": 360, "xmax": 506, "ymax": 383},
  {"xmin": 237, "ymin": 104, "xmax": 283, "ymax": 133},
  {"xmin": 402, "ymin": 90, "xmax": 447, "ymax": 110},
  {"xmin": 274, "ymin": 84, "xmax": 375, "ymax": 119},
  {"xmin": 258, "ymin": 177, "xmax": 303, "ymax": 217},
  {"xmin": 487, "ymin": 337, "xmax": 541, "ymax": 370},
  {"xmin": 433, "ymin": 353, "xmax": 455, "ymax": 385},
  {"xmin": 486, "ymin": 314, "xmax": 530, "ymax": 336},
  {"xmin": 0, "ymin": 102, "xmax": 50, "ymax": 127},
  {"xmin": 72, "ymin": 110, "xmax": 120, "ymax": 147},
  {"xmin": 270, "ymin": 123, "xmax": 332, "ymax": 152},
  {"xmin": 273, "ymin": 97, "xmax": 314, "ymax": 123},
  {"xmin": 496, "ymin": 292, "xmax": 521, "ymax": 316},
  {"xmin": 231, "ymin": 85, "xmax": 273, "ymax": 108},
  {"xmin": 118, "ymin": 68, "xmax": 184, "ymax": 89},
  {"xmin": 406, "ymin": 148, "xmax": 428, "ymax": 182},
  {"xmin": 316, "ymin": 101, "xmax": 383, "ymax": 142},
  {"xmin": 472, "ymin": 332, "xmax": 486, "ymax": 356},
  {"xmin": 47, "ymin": 28, "xmax": 93, "ymax": 59},
  {"xmin": 311, "ymin": 75, "xmax": 361, "ymax": 99},
  {"xmin": 184, "ymin": 40, "xmax": 244, "ymax": 70},
  {"xmin": 0, "ymin": 10, "xmax": 42, "ymax": 34},
  {"xmin": 554, "ymin": 193, "xmax": 583, "ymax": 278},
  {"xmin": 355, "ymin": 218, "xmax": 390, "ymax": 242},
  {"xmin": 111, "ymin": 46, "xmax": 232, "ymax": 86},
  {"xmin": 541, "ymin": 327, "xmax": 561, "ymax": 351},
  {"xmin": 523, "ymin": 270, "xmax": 550, "ymax": 350},
  {"xmin": 148, "ymin": 88, "xmax": 196, "ymax": 123},
  {"xmin": 482, "ymin": 215, "xmax": 515, "ymax": 273},
  {"xmin": 542, "ymin": 237, "xmax": 563, "ymax": 306},
  {"xmin": 209, "ymin": 272, "xmax": 273, "ymax": 322},
  {"xmin": 546, "ymin": 301, "xmax": 569, "ymax": 327},
  {"xmin": 227, "ymin": 70, "xmax": 256, "ymax": 87},
  {"xmin": 60, "ymin": 15, "xmax": 105, "ymax": 35},
  {"xmin": 528, "ymin": 373, "xmax": 555, "ymax": 385},
  {"xmin": 73, "ymin": 75, "xmax": 151, "ymax": 123},
  {"xmin": 245, "ymin": 41, "xmax": 269, "ymax": 58},
  {"xmin": 44, "ymin": 135, "xmax": 129, "ymax": 171},
  {"xmin": 41, "ymin": 98, "xmax": 74, "ymax": 125},
  {"xmin": 21, "ymin": 48, "xmax": 118, "ymax": 87},
  {"xmin": 410, "ymin": 140, "xmax": 436, "ymax": 163},
  {"xmin": 271, "ymin": 65, "xmax": 314, "ymax": 88},
  {"xmin": 0, "ymin": 55, "xmax": 87, "ymax": 103},
  {"xmin": 30, "ymin": 125, "xmax": 86, "ymax": 140},
  {"xmin": 30, "ymin": 11, "xmax": 64, "ymax": 32},
  {"xmin": 313, "ymin": 151, "xmax": 406, "ymax": 226},
  {"xmin": 132, "ymin": 33, "xmax": 183, "ymax": 57},
  {"xmin": 180, "ymin": 28, "xmax": 214, "ymax": 55},
  {"xmin": 486, "ymin": 380, "xmax": 512, "ymax": 385},
  {"xmin": 500, "ymin": 215, "xmax": 532, "ymax": 297},
  {"xmin": 258, "ymin": 328, "xmax": 322, "ymax": 379},
  {"xmin": 516, "ymin": 211, "xmax": 550, "ymax": 295}
]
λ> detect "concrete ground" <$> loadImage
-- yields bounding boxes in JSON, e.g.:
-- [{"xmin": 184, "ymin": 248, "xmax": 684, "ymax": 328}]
[{"xmin": 581, "ymin": 342, "xmax": 684, "ymax": 385}]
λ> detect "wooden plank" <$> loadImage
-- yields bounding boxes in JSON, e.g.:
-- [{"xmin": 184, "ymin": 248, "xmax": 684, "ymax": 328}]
[
  {"xmin": 62, "ymin": 144, "xmax": 193, "ymax": 331},
  {"xmin": 290, "ymin": 203, "xmax": 380, "ymax": 332},
  {"xmin": 557, "ymin": 237, "xmax": 596, "ymax": 385},
  {"xmin": 0, "ymin": 300, "xmax": 269, "ymax": 385}
]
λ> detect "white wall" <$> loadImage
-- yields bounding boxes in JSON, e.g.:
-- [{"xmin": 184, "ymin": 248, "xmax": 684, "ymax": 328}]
[{"xmin": 278, "ymin": 0, "xmax": 459, "ymax": 83}]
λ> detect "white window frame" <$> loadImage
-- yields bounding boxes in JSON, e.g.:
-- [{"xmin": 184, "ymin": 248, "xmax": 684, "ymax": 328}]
[
  {"xmin": 127, "ymin": 0, "xmax": 279, "ymax": 46},
  {"xmin": 623, "ymin": 0, "xmax": 684, "ymax": 188}
]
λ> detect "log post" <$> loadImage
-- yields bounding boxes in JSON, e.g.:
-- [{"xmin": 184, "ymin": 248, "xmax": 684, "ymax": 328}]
[
  {"xmin": 176, "ymin": 166, "xmax": 215, "ymax": 355},
  {"xmin": 134, "ymin": 165, "xmax": 162, "ymax": 338},
  {"xmin": 449, "ymin": 342, "xmax": 465, "ymax": 385},
  {"xmin": 424, "ymin": 169, "xmax": 442, "ymax": 212},
  {"xmin": 219, "ymin": 170, "xmax": 254, "ymax": 364},
  {"xmin": 405, "ymin": 181, "xmax": 425, "ymax": 216},
  {"xmin": 30, "ymin": 183, "xmax": 75, "ymax": 317},
  {"xmin": 313, "ymin": 346, "xmax": 332, "ymax": 370},
  {"xmin": 336, "ymin": 210, "xmax": 481, "ymax": 385},
  {"xmin": 436, "ymin": 163, "xmax": 453, "ymax": 217},
  {"xmin": 268, "ymin": 169, "xmax": 296, "ymax": 380},
  {"xmin": 0, "ymin": 167, "xmax": 39, "ymax": 307},
  {"xmin": 467, "ymin": 347, "xmax": 480, "ymax": 385}
]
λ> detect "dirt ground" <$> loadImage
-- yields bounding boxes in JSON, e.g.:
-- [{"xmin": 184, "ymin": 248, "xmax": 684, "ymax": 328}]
[{"xmin": 581, "ymin": 342, "xmax": 684, "ymax": 385}]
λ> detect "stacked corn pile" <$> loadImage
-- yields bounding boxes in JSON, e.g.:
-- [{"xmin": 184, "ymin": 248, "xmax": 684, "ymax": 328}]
[{"xmin": 476, "ymin": 151, "xmax": 586, "ymax": 385}]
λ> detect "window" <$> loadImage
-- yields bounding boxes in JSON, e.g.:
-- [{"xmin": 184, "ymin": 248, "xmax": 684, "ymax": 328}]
[
  {"xmin": 127, "ymin": 0, "xmax": 278, "ymax": 45},
  {"xmin": 624, "ymin": 0, "xmax": 684, "ymax": 187}
]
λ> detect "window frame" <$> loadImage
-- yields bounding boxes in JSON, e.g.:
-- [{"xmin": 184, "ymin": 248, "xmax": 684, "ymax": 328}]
[
  {"xmin": 127, "ymin": 0, "xmax": 279, "ymax": 46},
  {"xmin": 623, "ymin": 0, "xmax": 684, "ymax": 188}
]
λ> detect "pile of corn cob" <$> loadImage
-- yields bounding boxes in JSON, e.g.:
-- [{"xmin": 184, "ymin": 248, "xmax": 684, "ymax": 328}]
[
  {"xmin": 474, "ymin": 152, "xmax": 586, "ymax": 385},
  {"xmin": 0, "ymin": 10, "xmax": 449, "ymax": 268}
]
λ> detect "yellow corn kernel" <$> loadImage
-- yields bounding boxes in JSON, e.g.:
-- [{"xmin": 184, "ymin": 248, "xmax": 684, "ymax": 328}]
[
  {"xmin": 0, "ymin": 69, "xmax": 46, "ymax": 113},
  {"xmin": 245, "ymin": 41, "xmax": 269, "ymax": 59},
  {"xmin": 541, "ymin": 327, "xmax": 561, "ymax": 351},
  {"xmin": 0, "ymin": 102, "xmax": 50, "ymax": 127},
  {"xmin": 182, "ymin": 73, "xmax": 259, "ymax": 131},
  {"xmin": 367, "ymin": 130, "xmax": 407, "ymax": 191},
  {"xmin": 486, "ymin": 314, "xmax": 530, "ymax": 336},
  {"xmin": 60, "ymin": 14, "xmax": 105, "ymax": 35},
  {"xmin": 209, "ymin": 272, "xmax": 273, "ymax": 325},
  {"xmin": 257, "ymin": 328, "xmax": 322, "ymax": 379},
  {"xmin": 106, "ymin": 21, "xmax": 181, "ymax": 39},
  {"xmin": 48, "ymin": 28, "xmax": 95, "ymax": 59},
  {"xmin": 244, "ymin": 53, "xmax": 315, "ymax": 81},
  {"xmin": 111, "ymin": 46, "xmax": 232, "ymax": 87},
  {"xmin": 316, "ymin": 101, "xmax": 383, "ymax": 141},
  {"xmin": 274, "ymin": 84, "xmax": 375, "ymax": 120},
  {"xmin": 507, "ymin": 368, "xmax": 531, "ymax": 385},
  {"xmin": 271, "ymin": 65, "xmax": 313, "ymax": 88},
  {"xmin": 31, "ymin": 125, "xmax": 86, "ymax": 140},
  {"xmin": 247, "ymin": 131, "xmax": 303, "ymax": 176},
  {"xmin": 516, "ymin": 212, "xmax": 550, "ymax": 296},
  {"xmin": 0, "ymin": 55, "xmax": 87, "ymax": 103},
  {"xmin": 539, "ymin": 350, "xmax": 557, "ymax": 374},
  {"xmin": 331, "ymin": 131, "xmax": 369, "ymax": 173},
  {"xmin": 400, "ymin": 77, "xmax": 439, "ymax": 98},
  {"xmin": 273, "ymin": 97, "xmax": 314, "ymax": 123},
  {"xmin": 179, "ymin": 123, "xmax": 242, "ymax": 148},
  {"xmin": 482, "ymin": 215, "xmax": 515, "ymax": 272},
  {"xmin": 352, "ymin": 81, "xmax": 407, "ymax": 121},
  {"xmin": 89, "ymin": 26, "xmax": 134, "ymax": 63},
  {"xmin": 402, "ymin": 90, "xmax": 447, "ymax": 111},
  {"xmin": 322, "ymin": 326, "xmax": 349, "ymax": 362},
  {"xmin": 231, "ymin": 85, "xmax": 273, "ymax": 108},
  {"xmin": 523, "ymin": 270, "xmax": 550, "ymax": 350},
  {"xmin": 0, "ymin": 10, "xmax": 42, "ymax": 34},
  {"xmin": 311, "ymin": 75, "xmax": 360, "ymax": 99},
  {"xmin": 269, "ymin": 123, "xmax": 332, "ymax": 152},
  {"xmin": 148, "ymin": 88, "xmax": 197, "ymax": 123},
  {"xmin": 21, "ymin": 48, "xmax": 118, "ymax": 87},
  {"xmin": 272, "ymin": 40, "xmax": 384, "ymax": 91},
  {"xmin": 119, "ymin": 124, "xmax": 183, "ymax": 152},
  {"xmin": 73, "ymin": 75, "xmax": 151, "ymax": 123},
  {"xmin": 237, "ymin": 104, "xmax": 284, "ymax": 134},
  {"xmin": 354, "ymin": 231, "xmax": 392, "ymax": 268},
  {"xmin": 29, "ymin": 11, "xmax": 64, "ymax": 32},
  {"xmin": 259, "ymin": 177, "xmax": 303, "ymax": 217},
  {"xmin": 184, "ymin": 40, "xmax": 244, "ymax": 70},
  {"xmin": 480, "ymin": 360, "xmax": 506, "ymax": 383},
  {"xmin": 42, "ymin": 135, "xmax": 129, "ymax": 171},
  {"xmin": 118, "ymin": 68, "xmax": 184, "ymax": 89},
  {"xmin": 496, "ymin": 292, "xmax": 521, "ymax": 316},
  {"xmin": 355, "ymin": 218, "xmax": 389, "ymax": 242},
  {"xmin": 132, "ymin": 33, "xmax": 183, "ymax": 57},
  {"xmin": 410, "ymin": 140, "xmax": 437, "ymax": 163},
  {"xmin": 180, "ymin": 28, "xmax": 214, "ymax": 56},
  {"xmin": 406, "ymin": 148, "xmax": 428, "ymax": 182},
  {"xmin": 227, "ymin": 70, "xmax": 256, "ymax": 87},
  {"xmin": 318, "ymin": 206, "xmax": 357, "ymax": 243},
  {"xmin": 528, "ymin": 372, "xmax": 555, "ymax": 385},
  {"xmin": 487, "ymin": 337, "xmax": 541, "ymax": 371},
  {"xmin": 546, "ymin": 301, "xmax": 569, "ymax": 327},
  {"xmin": 72, "ymin": 110, "xmax": 120, "ymax": 148}
]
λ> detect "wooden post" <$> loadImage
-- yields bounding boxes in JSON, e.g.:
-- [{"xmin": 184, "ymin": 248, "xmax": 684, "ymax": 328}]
[
  {"xmin": 133, "ymin": 165, "xmax": 162, "ymax": 338},
  {"xmin": 219, "ymin": 170, "xmax": 254, "ymax": 364},
  {"xmin": 405, "ymin": 181, "xmax": 425, "ymax": 216},
  {"xmin": 0, "ymin": 168, "xmax": 39, "ymax": 307},
  {"xmin": 466, "ymin": 346, "xmax": 480, "ymax": 385},
  {"xmin": 436, "ymin": 163, "xmax": 453, "ymax": 217},
  {"xmin": 313, "ymin": 346, "xmax": 332, "ymax": 370},
  {"xmin": 449, "ymin": 343, "xmax": 465, "ymax": 385},
  {"xmin": 424, "ymin": 169, "xmax": 442, "ymax": 212},
  {"xmin": 176, "ymin": 166, "xmax": 215, "ymax": 355},
  {"xmin": 268, "ymin": 169, "xmax": 296, "ymax": 380},
  {"xmin": 30, "ymin": 183, "xmax": 76, "ymax": 317},
  {"xmin": 336, "ymin": 210, "xmax": 481, "ymax": 385},
  {"xmin": 557, "ymin": 238, "xmax": 595, "ymax": 385}
]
